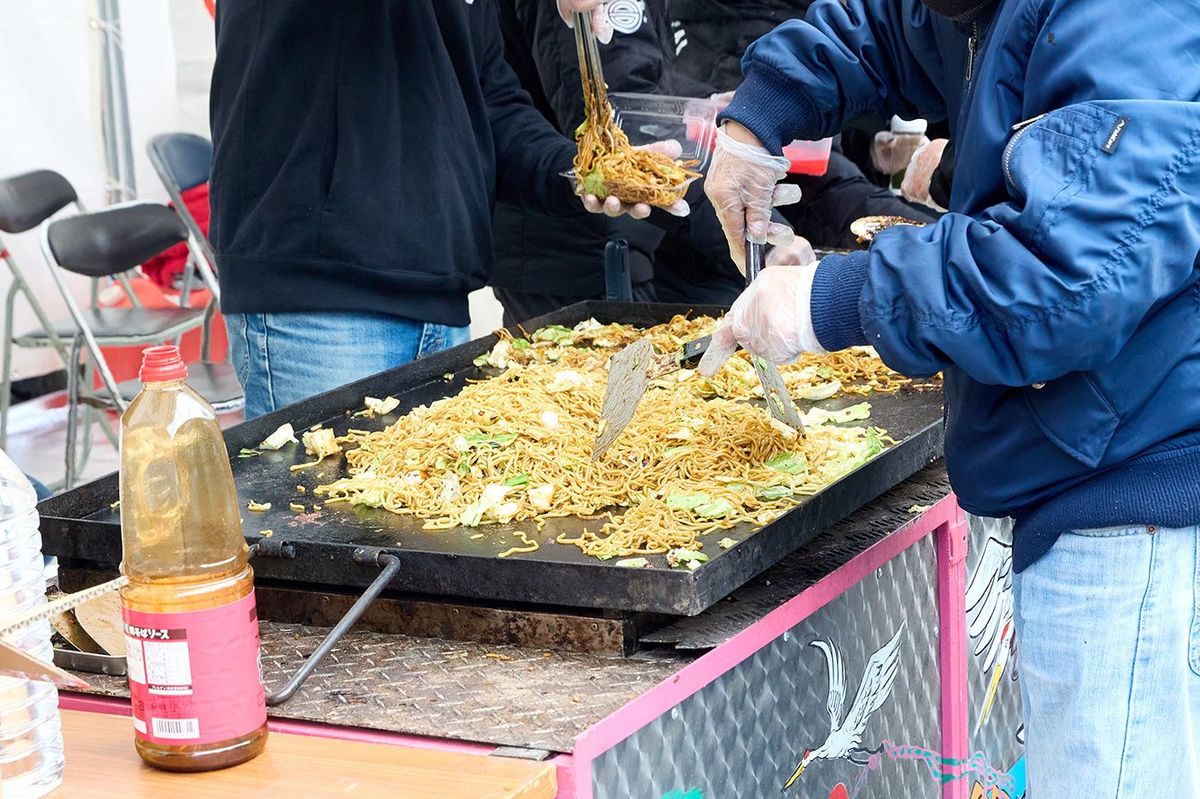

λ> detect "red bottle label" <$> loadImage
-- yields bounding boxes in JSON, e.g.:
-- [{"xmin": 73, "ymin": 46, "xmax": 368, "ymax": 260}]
[{"xmin": 123, "ymin": 591, "xmax": 266, "ymax": 745}]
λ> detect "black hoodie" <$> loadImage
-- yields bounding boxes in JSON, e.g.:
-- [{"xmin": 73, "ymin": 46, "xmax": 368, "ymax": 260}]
[{"xmin": 209, "ymin": 0, "xmax": 578, "ymax": 327}]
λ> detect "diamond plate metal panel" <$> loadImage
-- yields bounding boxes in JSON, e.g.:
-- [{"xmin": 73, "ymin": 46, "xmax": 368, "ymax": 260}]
[
  {"xmin": 592, "ymin": 538, "xmax": 943, "ymax": 799},
  {"xmin": 76, "ymin": 624, "xmax": 683, "ymax": 752},
  {"xmin": 964, "ymin": 514, "xmax": 1024, "ymax": 772}
]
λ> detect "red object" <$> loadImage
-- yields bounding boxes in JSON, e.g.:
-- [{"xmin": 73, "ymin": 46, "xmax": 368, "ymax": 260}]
[
  {"xmin": 138, "ymin": 345, "xmax": 188, "ymax": 383},
  {"xmin": 124, "ymin": 592, "xmax": 267, "ymax": 745},
  {"xmin": 141, "ymin": 183, "xmax": 210, "ymax": 292},
  {"xmin": 829, "ymin": 785, "xmax": 851, "ymax": 799}
]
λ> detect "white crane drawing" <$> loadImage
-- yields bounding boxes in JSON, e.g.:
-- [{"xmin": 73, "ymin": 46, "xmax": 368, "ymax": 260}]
[
  {"xmin": 783, "ymin": 623, "xmax": 906, "ymax": 790},
  {"xmin": 966, "ymin": 529, "xmax": 1015, "ymax": 735}
]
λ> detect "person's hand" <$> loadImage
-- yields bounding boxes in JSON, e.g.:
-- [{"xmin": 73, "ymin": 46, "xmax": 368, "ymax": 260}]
[
  {"xmin": 900, "ymin": 138, "xmax": 949, "ymax": 209},
  {"xmin": 765, "ymin": 235, "xmax": 815, "ymax": 268},
  {"xmin": 558, "ymin": 0, "xmax": 613, "ymax": 44},
  {"xmin": 709, "ymin": 91, "xmax": 736, "ymax": 110},
  {"xmin": 871, "ymin": 130, "xmax": 929, "ymax": 175},
  {"xmin": 705, "ymin": 122, "xmax": 804, "ymax": 273},
  {"xmin": 698, "ymin": 261, "xmax": 825, "ymax": 376},
  {"xmin": 578, "ymin": 140, "xmax": 690, "ymax": 219}
]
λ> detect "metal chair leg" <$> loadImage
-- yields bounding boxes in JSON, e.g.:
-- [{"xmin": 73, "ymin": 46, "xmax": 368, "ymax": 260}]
[
  {"xmin": 64, "ymin": 339, "xmax": 81, "ymax": 491},
  {"xmin": 0, "ymin": 281, "xmax": 17, "ymax": 449}
]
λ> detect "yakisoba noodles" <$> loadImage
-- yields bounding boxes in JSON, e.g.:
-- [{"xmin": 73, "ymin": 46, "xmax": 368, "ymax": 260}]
[
  {"xmin": 315, "ymin": 361, "xmax": 887, "ymax": 560},
  {"xmin": 573, "ymin": 74, "xmax": 700, "ymax": 208},
  {"xmin": 492, "ymin": 316, "xmax": 928, "ymax": 401}
]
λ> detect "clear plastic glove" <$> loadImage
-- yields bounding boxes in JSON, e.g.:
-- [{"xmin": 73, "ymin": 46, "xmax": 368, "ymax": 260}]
[
  {"xmin": 765, "ymin": 235, "xmax": 815, "ymax": 268},
  {"xmin": 871, "ymin": 131, "xmax": 929, "ymax": 176},
  {"xmin": 558, "ymin": 0, "xmax": 613, "ymax": 44},
  {"xmin": 698, "ymin": 261, "xmax": 826, "ymax": 377},
  {"xmin": 900, "ymin": 138, "xmax": 949, "ymax": 210},
  {"xmin": 709, "ymin": 91, "xmax": 736, "ymax": 109},
  {"xmin": 578, "ymin": 140, "xmax": 690, "ymax": 219},
  {"xmin": 705, "ymin": 122, "xmax": 804, "ymax": 274}
]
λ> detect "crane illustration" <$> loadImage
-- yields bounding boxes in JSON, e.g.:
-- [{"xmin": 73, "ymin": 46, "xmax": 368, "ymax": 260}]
[
  {"xmin": 783, "ymin": 623, "xmax": 906, "ymax": 790},
  {"xmin": 966, "ymin": 530, "xmax": 1015, "ymax": 735}
]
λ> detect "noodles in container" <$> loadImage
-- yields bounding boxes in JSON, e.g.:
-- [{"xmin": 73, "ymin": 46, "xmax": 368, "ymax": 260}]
[{"xmin": 569, "ymin": 92, "xmax": 718, "ymax": 209}]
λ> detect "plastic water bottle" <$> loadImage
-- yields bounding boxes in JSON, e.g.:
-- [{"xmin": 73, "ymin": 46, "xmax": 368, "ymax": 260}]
[
  {"xmin": 0, "ymin": 449, "xmax": 65, "ymax": 797},
  {"xmin": 119, "ymin": 345, "xmax": 267, "ymax": 771}
]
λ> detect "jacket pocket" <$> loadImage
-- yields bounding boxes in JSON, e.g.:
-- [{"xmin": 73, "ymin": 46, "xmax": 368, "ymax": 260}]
[
  {"xmin": 1023, "ymin": 371, "xmax": 1120, "ymax": 468},
  {"xmin": 1002, "ymin": 106, "xmax": 1116, "ymax": 253}
]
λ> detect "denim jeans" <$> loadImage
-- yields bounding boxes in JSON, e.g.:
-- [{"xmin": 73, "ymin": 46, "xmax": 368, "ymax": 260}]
[
  {"xmin": 225, "ymin": 311, "xmax": 469, "ymax": 419},
  {"xmin": 1014, "ymin": 524, "xmax": 1200, "ymax": 797}
]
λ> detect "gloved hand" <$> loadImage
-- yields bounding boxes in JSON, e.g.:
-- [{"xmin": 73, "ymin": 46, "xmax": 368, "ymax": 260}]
[
  {"xmin": 697, "ymin": 261, "xmax": 826, "ymax": 377},
  {"xmin": 900, "ymin": 138, "xmax": 949, "ymax": 210},
  {"xmin": 709, "ymin": 91, "xmax": 736, "ymax": 109},
  {"xmin": 765, "ymin": 235, "xmax": 815, "ymax": 269},
  {"xmin": 704, "ymin": 122, "xmax": 804, "ymax": 273},
  {"xmin": 578, "ymin": 140, "xmax": 690, "ymax": 219},
  {"xmin": 871, "ymin": 130, "xmax": 929, "ymax": 176},
  {"xmin": 558, "ymin": 0, "xmax": 613, "ymax": 44}
]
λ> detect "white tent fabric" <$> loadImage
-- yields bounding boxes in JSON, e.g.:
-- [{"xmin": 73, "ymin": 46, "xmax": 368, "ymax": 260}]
[{"xmin": 0, "ymin": 0, "xmax": 501, "ymax": 384}]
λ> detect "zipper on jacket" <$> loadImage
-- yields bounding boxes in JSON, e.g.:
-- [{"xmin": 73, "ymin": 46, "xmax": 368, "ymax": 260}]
[
  {"xmin": 1002, "ymin": 121, "xmax": 1039, "ymax": 189},
  {"xmin": 965, "ymin": 22, "xmax": 978, "ymax": 84}
]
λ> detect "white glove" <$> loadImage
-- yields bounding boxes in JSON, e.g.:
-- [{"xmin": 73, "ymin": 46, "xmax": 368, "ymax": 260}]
[
  {"xmin": 704, "ymin": 122, "xmax": 804, "ymax": 273},
  {"xmin": 698, "ymin": 261, "xmax": 826, "ymax": 377},
  {"xmin": 900, "ymin": 138, "xmax": 949, "ymax": 210},
  {"xmin": 765, "ymin": 235, "xmax": 816, "ymax": 269},
  {"xmin": 578, "ymin": 140, "xmax": 690, "ymax": 219},
  {"xmin": 871, "ymin": 131, "xmax": 929, "ymax": 176},
  {"xmin": 558, "ymin": 0, "xmax": 613, "ymax": 44}
]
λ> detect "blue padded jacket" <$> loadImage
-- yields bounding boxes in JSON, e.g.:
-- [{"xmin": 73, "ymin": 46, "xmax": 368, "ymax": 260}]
[{"xmin": 722, "ymin": 0, "xmax": 1200, "ymax": 569}]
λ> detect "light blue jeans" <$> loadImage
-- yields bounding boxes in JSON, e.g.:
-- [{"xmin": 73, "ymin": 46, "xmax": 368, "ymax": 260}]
[
  {"xmin": 225, "ymin": 311, "xmax": 469, "ymax": 419},
  {"xmin": 1014, "ymin": 524, "xmax": 1200, "ymax": 797}
]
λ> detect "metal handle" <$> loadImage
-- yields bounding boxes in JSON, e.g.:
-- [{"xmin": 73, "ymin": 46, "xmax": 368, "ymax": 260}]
[
  {"xmin": 263, "ymin": 549, "xmax": 400, "ymax": 707},
  {"xmin": 604, "ymin": 239, "xmax": 632, "ymax": 302},
  {"xmin": 745, "ymin": 239, "xmax": 766, "ymax": 285}
]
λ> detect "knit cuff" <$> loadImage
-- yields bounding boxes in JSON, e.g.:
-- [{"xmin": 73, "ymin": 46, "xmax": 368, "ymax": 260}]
[
  {"xmin": 718, "ymin": 67, "xmax": 820, "ymax": 155},
  {"xmin": 810, "ymin": 252, "xmax": 870, "ymax": 352}
]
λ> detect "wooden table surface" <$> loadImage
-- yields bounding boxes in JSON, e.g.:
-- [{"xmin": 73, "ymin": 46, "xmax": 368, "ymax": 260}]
[{"xmin": 53, "ymin": 710, "xmax": 556, "ymax": 798}]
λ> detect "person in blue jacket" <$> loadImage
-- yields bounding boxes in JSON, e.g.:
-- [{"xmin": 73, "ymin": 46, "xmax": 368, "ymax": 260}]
[{"xmin": 699, "ymin": 0, "xmax": 1200, "ymax": 794}]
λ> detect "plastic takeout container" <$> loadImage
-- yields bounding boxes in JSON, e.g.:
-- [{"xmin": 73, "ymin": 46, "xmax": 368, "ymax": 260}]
[
  {"xmin": 701, "ymin": 94, "xmax": 833, "ymax": 176},
  {"xmin": 565, "ymin": 92, "xmax": 718, "ymax": 206}
]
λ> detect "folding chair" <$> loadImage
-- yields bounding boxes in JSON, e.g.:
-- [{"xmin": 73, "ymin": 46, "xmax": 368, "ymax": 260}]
[
  {"xmin": 39, "ymin": 201, "xmax": 243, "ymax": 488},
  {"xmin": 146, "ymin": 133, "xmax": 216, "ymax": 307}
]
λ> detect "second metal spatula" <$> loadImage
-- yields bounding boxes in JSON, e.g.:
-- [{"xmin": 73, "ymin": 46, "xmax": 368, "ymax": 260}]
[{"xmin": 743, "ymin": 241, "xmax": 806, "ymax": 433}]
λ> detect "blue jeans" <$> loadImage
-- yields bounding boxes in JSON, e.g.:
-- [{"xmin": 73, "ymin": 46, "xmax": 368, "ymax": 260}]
[
  {"xmin": 225, "ymin": 311, "xmax": 469, "ymax": 419},
  {"xmin": 1014, "ymin": 524, "xmax": 1200, "ymax": 797}
]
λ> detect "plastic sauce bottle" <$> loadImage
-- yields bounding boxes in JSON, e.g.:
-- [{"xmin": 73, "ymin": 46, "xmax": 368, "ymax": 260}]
[{"xmin": 119, "ymin": 346, "xmax": 267, "ymax": 771}]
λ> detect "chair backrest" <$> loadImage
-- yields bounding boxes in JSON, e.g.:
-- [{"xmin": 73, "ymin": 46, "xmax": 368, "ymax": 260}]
[
  {"xmin": 0, "ymin": 170, "xmax": 78, "ymax": 234},
  {"xmin": 45, "ymin": 203, "xmax": 187, "ymax": 278},
  {"xmin": 147, "ymin": 133, "xmax": 212, "ymax": 194}
]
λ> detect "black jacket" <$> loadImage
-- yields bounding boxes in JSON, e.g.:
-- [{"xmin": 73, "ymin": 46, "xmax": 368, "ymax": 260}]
[
  {"xmin": 492, "ymin": 0, "xmax": 744, "ymax": 304},
  {"xmin": 209, "ymin": 0, "xmax": 577, "ymax": 327}
]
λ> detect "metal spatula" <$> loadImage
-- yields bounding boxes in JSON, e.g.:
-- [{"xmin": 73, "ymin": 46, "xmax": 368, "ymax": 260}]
[
  {"xmin": 743, "ymin": 241, "xmax": 806, "ymax": 433},
  {"xmin": 592, "ymin": 335, "xmax": 713, "ymax": 459}
]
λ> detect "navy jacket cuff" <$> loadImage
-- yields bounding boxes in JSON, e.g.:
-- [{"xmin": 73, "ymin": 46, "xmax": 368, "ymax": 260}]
[
  {"xmin": 811, "ymin": 251, "xmax": 870, "ymax": 352},
  {"xmin": 717, "ymin": 67, "xmax": 820, "ymax": 155}
]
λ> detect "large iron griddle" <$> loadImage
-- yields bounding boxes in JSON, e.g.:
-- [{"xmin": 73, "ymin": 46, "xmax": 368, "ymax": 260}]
[{"xmin": 39, "ymin": 302, "xmax": 944, "ymax": 616}]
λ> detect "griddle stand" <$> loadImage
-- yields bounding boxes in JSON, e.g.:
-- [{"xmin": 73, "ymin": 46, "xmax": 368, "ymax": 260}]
[{"xmin": 248, "ymin": 540, "xmax": 402, "ymax": 707}]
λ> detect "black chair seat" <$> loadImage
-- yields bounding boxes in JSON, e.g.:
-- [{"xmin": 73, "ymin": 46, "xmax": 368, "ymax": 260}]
[
  {"xmin": 87, "ymin": 361, "xmax": 244, "ymax": 410},
  {"xmin": 0, "ymin": 170, "xmax": 77, "ymax": 234},
  {"xmin": 14, "ymin": 307, "xmax": 205, "ymax": 346},
  {"xmin": 47, "ymin": 204, "xmax": 188, "ymax": 278}
]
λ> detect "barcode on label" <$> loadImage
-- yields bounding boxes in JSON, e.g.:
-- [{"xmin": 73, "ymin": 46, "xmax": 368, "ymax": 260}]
[{"xmin": 150, "ymin": 717, "xmax": 200, "ymax": 740}]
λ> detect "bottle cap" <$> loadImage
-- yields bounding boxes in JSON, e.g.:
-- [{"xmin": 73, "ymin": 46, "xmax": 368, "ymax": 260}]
[{"xmin": 139, "ymin": 345, "xmax": 188, "ymax": 383}]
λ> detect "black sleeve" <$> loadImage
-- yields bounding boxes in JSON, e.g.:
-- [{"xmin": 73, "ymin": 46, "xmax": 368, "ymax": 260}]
[
  {"xmin": 478, "ymin": 1, "xmax": 580, "ymax": 216},
  {"xmin": 513, "ymin": 0, "xmax": 669, "ymax": 134},
  {"xmin": 929, "ymin": 141, "xmax": 954, "ymax": 211}
]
